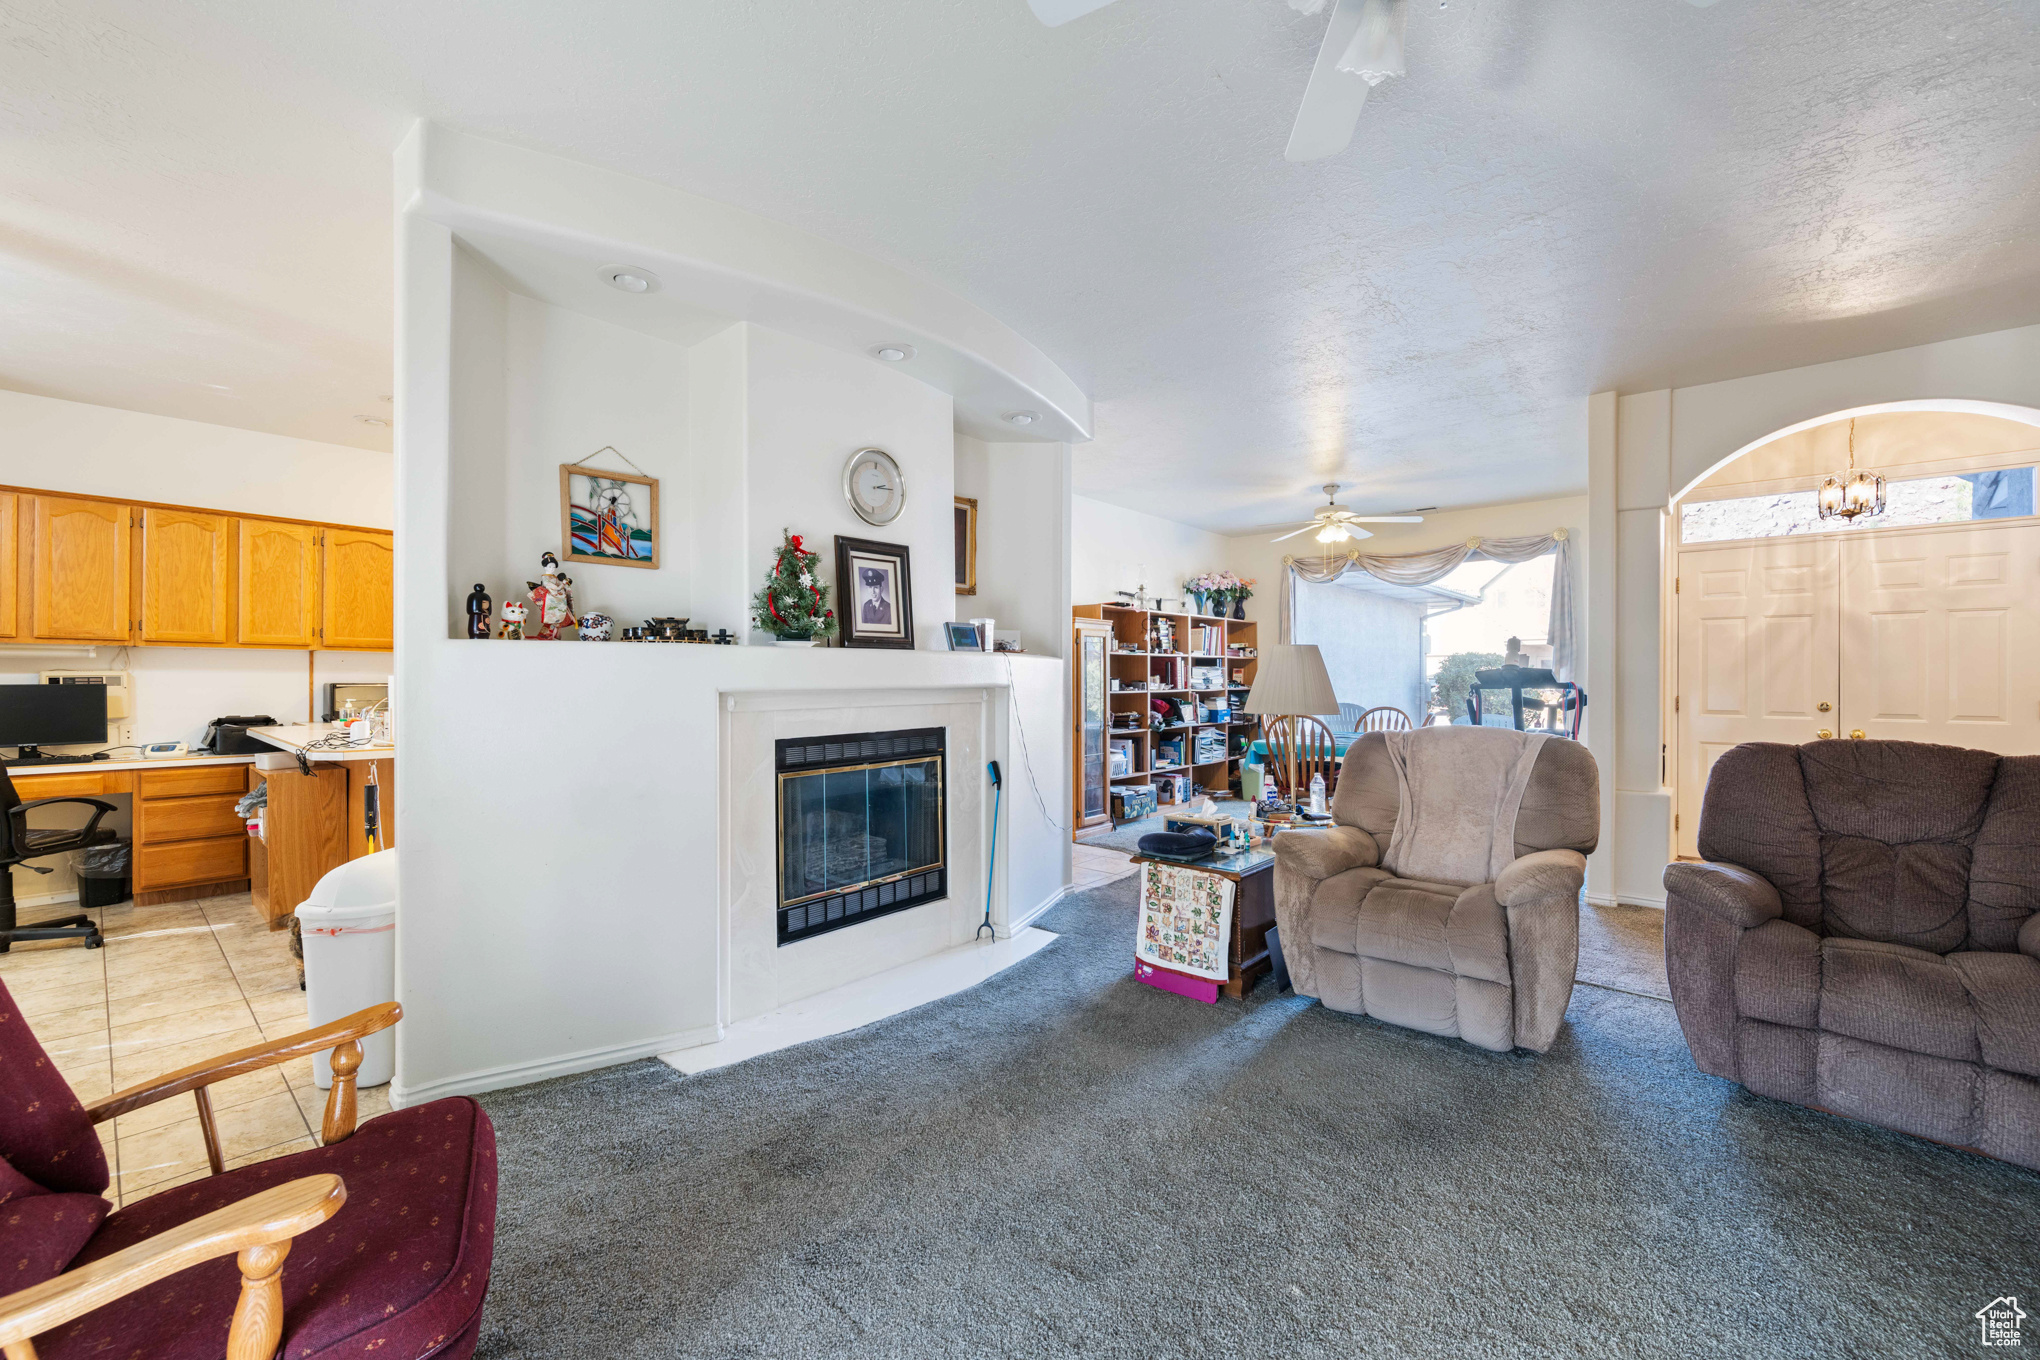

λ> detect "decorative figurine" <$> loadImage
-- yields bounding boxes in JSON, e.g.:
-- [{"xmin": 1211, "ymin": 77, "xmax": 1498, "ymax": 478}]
[
  {"xmin": 526, "ymin": 551, "xmax": 578, "ymax": 640},
  {"xmin": 711, "ymin": 629, "xmax": 735, "ymax": 645},
  {"xmin": 578, "ymin": 612, "xmax": 614, "ymax": 641},
  {"xmin": 464, "ymin": 583, "xmax": 492, "ymax": 639},
  {"xmin": 497, "ymin": 600, "xmax": 528, "ymax": 640}
]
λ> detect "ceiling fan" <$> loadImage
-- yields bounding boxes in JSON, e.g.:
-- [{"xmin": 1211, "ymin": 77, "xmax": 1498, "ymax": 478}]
[
  {"xmin": 1027, "ymin": 0, "xmax": 1724, "ymax": 162},
  {"xmin": 1268, "ymin": 485, "xmax": 1429, "ymax": 543}
]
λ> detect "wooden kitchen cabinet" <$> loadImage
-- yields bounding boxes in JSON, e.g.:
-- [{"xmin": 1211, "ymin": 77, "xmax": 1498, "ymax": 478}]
[
  {"xmin": 0, "ymin": 493, "xmax": 18, "ymax": 639},
  {"xmin": 238, "ymin": 518, "xmax": 322, "ymax": 647},
  {"xmin": 29, "ymin": 495, "xmax": 131, "ymax": 641},
  {"xmin": 322, "ymin": 528, "xmax": 394, "ymax": 650},
  {"xmin": 139, "ymin": 507, "xmax": 232, "ymax": 645},
  {"xmin": 132, "ymin": 764, "xmax": 250, "ymax": 901}
]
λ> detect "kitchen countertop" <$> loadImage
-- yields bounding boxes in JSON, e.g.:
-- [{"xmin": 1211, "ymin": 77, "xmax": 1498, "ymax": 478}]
[{"xmin": 249, "ymin": 723, "xmax": 396, "ymax": 763}]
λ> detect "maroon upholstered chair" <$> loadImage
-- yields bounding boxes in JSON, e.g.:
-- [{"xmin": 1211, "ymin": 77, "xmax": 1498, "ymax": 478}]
[{"xmin": 0, "ymin": 978, "xmax": 497, "ymax": 1359}]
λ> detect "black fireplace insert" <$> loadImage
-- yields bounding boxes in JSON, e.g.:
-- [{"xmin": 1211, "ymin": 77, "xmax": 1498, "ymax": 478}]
[{"xmin": 775, "ymin": 726, "xmax": 946, "ymax": 945}]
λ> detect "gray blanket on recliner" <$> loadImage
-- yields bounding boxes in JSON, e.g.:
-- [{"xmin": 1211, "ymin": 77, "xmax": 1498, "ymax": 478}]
[{"xmin": 1381, "ymin": 727, "xmax": 1549, "ymax": 884}]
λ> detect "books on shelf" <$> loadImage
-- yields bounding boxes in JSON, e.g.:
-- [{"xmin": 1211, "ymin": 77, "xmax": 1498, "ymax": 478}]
[
  {"xmin": 1189, "ymin": 665, "xmax": 1225, "ymax": 689},
  {"xmin": 1110, "ymin": 739, "xmax": 1136, "ymax": 777}
]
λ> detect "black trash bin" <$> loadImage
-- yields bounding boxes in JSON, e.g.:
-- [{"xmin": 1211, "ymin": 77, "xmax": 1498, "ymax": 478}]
[{"xmin": 75, "ymin": 839, "xmax": 131, "ymax": 909}]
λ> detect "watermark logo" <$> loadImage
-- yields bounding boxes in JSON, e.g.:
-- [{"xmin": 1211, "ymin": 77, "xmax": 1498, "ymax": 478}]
[{"xmin": 1977, "ymin": 1297, "xmax": 2027, "ymax": 1348}]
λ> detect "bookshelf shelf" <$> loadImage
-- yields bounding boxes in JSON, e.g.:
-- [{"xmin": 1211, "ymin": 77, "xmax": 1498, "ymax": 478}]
[{"xmin": 1074, "ymin": 601, "xmax": 1259, "ymax": 827}]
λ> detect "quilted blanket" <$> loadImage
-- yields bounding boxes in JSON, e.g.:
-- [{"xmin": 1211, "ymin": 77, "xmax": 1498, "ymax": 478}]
[{"xmin": 1135, "ymin": 861, "xmax": 1235, "ymax": 981}]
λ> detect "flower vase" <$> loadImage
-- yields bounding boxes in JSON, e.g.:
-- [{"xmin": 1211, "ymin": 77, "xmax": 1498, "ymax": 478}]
[
  {"xmin": 1232, "ymin": 597, "xmax": 1247, "ymax": 620},
  {"xmin": 1187, "ymin": 590, "xmax": 1205, "ymax": 617}
]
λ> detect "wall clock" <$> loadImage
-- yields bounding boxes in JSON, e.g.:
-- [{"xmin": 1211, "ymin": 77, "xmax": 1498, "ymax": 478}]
[{"xmin": 843, "ymin": 447, "xmax": 905, "ymax": 526}]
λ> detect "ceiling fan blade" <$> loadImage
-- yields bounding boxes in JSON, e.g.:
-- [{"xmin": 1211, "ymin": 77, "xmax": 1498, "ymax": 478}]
[
  {"xmin": 1286, "ymin": 0, "xmax": 1374, "ymax": 162},
  {"xmin": 1269, "ymin": 524, "xmax": 1321, "ymax": 543},
  {"xmin": 1345, "ymin": 515, "xmax": 1426, "ymax": 523},
  {"xmin": 1027, "ymin": 0, "xmax": 1120, "ymax": 25}
]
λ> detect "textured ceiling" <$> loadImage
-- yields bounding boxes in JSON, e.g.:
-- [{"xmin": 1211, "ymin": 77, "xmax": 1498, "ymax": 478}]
[{"xmin": 1, "ymin": 1, "xmax": 2036, "ymax": 531}]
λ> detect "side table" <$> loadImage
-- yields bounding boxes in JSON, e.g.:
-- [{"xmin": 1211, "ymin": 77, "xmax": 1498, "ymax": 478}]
[{"xmin": 1130, "ymin": 845, "xmax": 1278, "ymax": 999}]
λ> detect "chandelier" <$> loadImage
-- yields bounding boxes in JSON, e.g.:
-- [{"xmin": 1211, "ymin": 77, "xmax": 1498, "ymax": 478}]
[{"xmin": 1816, "ymin": 419, "xmax": 1885, "ymax": 522}]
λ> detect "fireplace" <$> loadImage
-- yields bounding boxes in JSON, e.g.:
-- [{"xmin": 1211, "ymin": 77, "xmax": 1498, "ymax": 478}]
[{"xmin": 775, "ymin": 727, "xmax": 947, "ymax": 945}]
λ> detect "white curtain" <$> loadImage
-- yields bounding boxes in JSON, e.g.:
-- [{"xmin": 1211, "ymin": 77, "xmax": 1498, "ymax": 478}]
[{"xmin": 1279, "ymin": 530, "xmax": 1576, "ymax": 682}]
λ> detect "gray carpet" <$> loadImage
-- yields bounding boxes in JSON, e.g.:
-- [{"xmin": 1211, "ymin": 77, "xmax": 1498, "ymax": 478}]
[
  {"xmin": 1579, "ymin": 899, "xmax": 1670, "ymax": 1000},
  {"xmin": 474, "ymin": 879, "xmax": 2038, "ymax": 1359}
]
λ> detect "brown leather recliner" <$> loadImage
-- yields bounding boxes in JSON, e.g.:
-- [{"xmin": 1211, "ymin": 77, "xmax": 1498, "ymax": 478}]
[
  {"xmin": 1272, "ymin": 726, "xmax": 1601, "ymax": 1053},
  {"xmin": 1664, "ymin": 739, "xmax": 2040, "ymax": 1169}
]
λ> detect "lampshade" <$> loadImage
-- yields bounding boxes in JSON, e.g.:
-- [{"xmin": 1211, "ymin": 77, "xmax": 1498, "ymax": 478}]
[{"xmin": 1242, "ymin": 644, "xmax": 1339, "ymax": 718}]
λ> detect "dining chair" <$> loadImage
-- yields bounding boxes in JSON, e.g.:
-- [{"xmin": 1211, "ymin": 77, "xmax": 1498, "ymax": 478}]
[
  {"xmin": 1331, "ymin": 703, "xmax": 1366, "ymax": 735},
  {"xmin": 1356, "ymin": 705, "xmax": 1412, "ymax": 733},
  {"xmin": 1263, "ymin": 715, "xmax": 1340, "ymax": 804}
]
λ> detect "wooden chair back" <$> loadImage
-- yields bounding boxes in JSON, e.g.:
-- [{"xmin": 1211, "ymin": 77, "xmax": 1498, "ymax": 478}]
[
  {"xmin": 1357, "ymin": 705, "xmax": 1412, "ymax": 733},
  {"xmin": 1264, "ymin": 715, "xmax": 1340, "ymax": 803}
]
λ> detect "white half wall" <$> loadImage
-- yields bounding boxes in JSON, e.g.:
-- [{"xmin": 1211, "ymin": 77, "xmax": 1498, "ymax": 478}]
[{"xmin": 955, "ymin": 435, "xmax": 1072, "ymax": 659}]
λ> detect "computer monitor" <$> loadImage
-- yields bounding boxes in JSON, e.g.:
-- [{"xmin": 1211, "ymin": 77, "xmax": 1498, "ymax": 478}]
[{"xmin": 0, "ymin": 683, "xmax": 107, "ymax": 762}]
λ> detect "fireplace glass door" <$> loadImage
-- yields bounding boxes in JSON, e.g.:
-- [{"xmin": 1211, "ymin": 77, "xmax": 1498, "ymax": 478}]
[{"xmin": 775, "ymin": 727, "xmax": 946, "ymax": 944}]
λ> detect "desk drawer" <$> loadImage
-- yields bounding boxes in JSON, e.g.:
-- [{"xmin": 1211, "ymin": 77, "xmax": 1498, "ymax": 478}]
[
  {"xmin": 135, "ymin": 836, "xmax": 246, "ymax": 890},
  {"xmin": 139, "ymin": 765, "xmax": 247, "ymax": 799},
  {"xmin": 12, "ymin": 772, "xmax": 126, "ymax": 799},
  {"xmin": 141, "ymin": 793, "xmax": 244, "ymax": 844}
]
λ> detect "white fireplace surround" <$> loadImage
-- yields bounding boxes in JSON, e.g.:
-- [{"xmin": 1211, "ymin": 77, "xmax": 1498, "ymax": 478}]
[{"xmin": 718, "ymin": 687, "xmax": 1001, "ymax": 1028}]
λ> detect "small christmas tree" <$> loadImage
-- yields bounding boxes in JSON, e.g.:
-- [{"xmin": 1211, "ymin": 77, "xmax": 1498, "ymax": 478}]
[{"xmin": 751, "ymin": 529, "xmax": 838, "ymax": 640}]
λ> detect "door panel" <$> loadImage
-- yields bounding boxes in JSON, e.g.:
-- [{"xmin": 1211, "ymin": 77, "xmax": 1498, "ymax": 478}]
[
  {"xmin": 1675, "ymin": 539, "xmax": 1839, "ymax": 856},
  {"xmin": 238, "ymin": 518, "xmax": 321, "ymax": 647},
  {"xmin": 322, "ymin": 529, "xmax": 393, "ymax": 650},
  {"xmin": 139, "ymin": 508, "xmax": 231, "ymax": 644},
  {"xmin": 1839, "ymin": 524, "xmax": 2040, "ymax": 752},
  {"xmin": 30, "ymin": 496, "xmax": 131, "ymax": 641}
]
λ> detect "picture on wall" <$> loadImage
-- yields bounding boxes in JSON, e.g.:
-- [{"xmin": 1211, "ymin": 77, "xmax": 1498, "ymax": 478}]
[
  {"xmin": 954, "ymin": 495, "xmax": 977, "ymax": 596},
  {"xmin": 560, "ymin": 464, "xmax": 660, "ymax": 570},
  {"xmin": 835, "ymin": 535, "xmax": 915, "ymax": 650}
]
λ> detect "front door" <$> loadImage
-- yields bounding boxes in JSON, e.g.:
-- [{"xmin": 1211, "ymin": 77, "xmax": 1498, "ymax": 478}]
[
  {"xmin": 1674, "ymin": 539, "xmax": 1840, "ymax": 856},
  {"xmin": 1838, "ymin": 521, "xmax": 2040, "ymax": 753}
]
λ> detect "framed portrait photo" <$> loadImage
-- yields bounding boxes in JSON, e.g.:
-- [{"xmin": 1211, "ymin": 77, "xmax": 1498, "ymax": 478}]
[
  {"xmin": 561, "ymin": 464, "xmax": 659, "ymax": 569},
  {"xmin": 954, "ymin": 495, "xmax": 977, "ymax": 596},
  {"xmin": 834, "ymin": 536, "xmax": 915, "ymax": 650}
]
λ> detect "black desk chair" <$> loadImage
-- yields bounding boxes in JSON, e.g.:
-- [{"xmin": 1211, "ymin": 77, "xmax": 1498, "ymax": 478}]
[{"xmin": 0, "ymin": 767, "xmax": 118, "ymax": 952}]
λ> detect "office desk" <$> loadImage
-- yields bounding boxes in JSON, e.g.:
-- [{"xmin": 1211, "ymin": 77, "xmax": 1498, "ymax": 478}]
[{"xmin": 12, "ymin": 755, "xmax": 257, "ymax": 905}]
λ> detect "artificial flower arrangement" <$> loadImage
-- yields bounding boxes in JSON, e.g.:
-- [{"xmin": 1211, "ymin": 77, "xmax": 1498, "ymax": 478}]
[{"xmin": 1184, "ymin": 570, "xmax": 1255, "ymax": 614}]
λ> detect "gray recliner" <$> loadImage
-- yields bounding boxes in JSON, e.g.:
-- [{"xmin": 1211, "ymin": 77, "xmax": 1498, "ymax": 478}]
[
  {"xmin": 1664, "ymin": 740, "xmax": 2040, "ymax": 1169},
  {"xmin": 1272, "ymin": 726, "xmax": 1601, "ymax": 1053}
]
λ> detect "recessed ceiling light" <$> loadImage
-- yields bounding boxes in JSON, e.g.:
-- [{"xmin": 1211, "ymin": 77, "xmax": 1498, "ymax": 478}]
[
  {"xmin": 601, "ymin": 266, "xmax": 661, "ymax": 294},
  {"xmin": 871, "ymin": 344, "xmax": 915, "ymax": 362},
  {"xmin": 357, "ymin": 415, "xmax": 390, "ymax": 428},
  {"xmin": 1003, "ymin": 410, "xmax": 1040, "ymax": 427}
]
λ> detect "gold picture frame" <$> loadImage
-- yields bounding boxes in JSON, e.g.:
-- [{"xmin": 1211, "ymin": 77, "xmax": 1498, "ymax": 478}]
[
  {"xmin": 954, "ymin": 495, "xmax": 977, "ymax": 596},
  {"xmin": 560, "ymin": 464, "xmax": 660, "ymax": 570}
]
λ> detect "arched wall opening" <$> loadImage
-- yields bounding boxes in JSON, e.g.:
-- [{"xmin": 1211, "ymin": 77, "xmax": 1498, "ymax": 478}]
[{"xmin": 1660, "ymin": 399, "xmax": 2040, "ymax": 859}]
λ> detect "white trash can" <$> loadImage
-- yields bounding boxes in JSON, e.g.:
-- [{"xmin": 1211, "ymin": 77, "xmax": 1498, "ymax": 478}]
[{"xmin": 298, "ymin": 849, "xmax": 396, "ymax": 1090}]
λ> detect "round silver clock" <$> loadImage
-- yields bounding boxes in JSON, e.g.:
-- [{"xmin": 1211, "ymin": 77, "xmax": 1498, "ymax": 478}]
[{"xmin": 843, "ymin": 447, "xmax": 905, "ymax": 526}]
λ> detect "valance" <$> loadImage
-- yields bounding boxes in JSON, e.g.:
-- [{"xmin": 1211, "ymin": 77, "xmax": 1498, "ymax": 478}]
[{"xmin": 1279, "ymin": 530, "xmax": 1575, "ymax": 682}]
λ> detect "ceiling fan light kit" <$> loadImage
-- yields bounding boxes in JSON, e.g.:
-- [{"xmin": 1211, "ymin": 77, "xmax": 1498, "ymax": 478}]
[{"xmin": 1269, "ymin": 484, "xmax": 1426, "ymax": 543}]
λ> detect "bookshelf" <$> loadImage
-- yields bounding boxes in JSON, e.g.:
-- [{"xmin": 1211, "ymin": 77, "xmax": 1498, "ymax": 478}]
[{"xmin": 1072, "ymin": 602, "xmax": 1260, "ymax": 826}]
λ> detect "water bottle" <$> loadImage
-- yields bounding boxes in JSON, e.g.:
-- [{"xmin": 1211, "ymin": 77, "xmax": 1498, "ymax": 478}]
[{"xmin": 1308, "ymin": 772, "xmax": 1327, "ymax": 816}]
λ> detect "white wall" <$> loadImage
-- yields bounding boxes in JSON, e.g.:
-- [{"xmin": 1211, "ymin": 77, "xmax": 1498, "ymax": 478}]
[
  {"xmin": 0, "ymin": 388, "xmax": 391, "ymax": 528},
  {"xmin": 1598, "ymin": 322, "xmax": 2040, "ymax": 908},
  {"xmin": 955, "ymin": 434, "xmax": 1072, "ymax": 658},
  {"xmin": 741, "ymin": 325, "xmax": 956, "ymax": 644},
  {"xmin": 399, "ymin": 214, "xmax": 1071, "ymax": 1105},
  {"xmin": 1071, "ymin": 495, "xmax": 1229, "ymax": 609}
]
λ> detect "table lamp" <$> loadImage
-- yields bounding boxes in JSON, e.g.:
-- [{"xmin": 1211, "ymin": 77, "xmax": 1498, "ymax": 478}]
[{"xmin": 1241, "ymin": 644, "xmax": 1339, "ymax": 802}]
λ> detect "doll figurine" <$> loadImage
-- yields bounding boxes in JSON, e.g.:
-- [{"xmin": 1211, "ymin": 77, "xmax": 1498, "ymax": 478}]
[
  {"xmin": 497, "ymin": 600, "xmax": 528, "ymax": 640},
  {"xmin": 464, "ymin": 583, "xmax": 492, "ymax": 639},
  {"xmin": 526, "ymin": 551, "xmax": 577, "ymax": 640}
]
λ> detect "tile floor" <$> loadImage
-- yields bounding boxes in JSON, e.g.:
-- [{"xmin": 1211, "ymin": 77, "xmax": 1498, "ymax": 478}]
[
  {"xmin": 1071, "ymin": 840, "xmax": 1138, "ymax": 890},
  {"xmin": 0, "ymin": 890, "xmax": 387, "ymax": 1208}
]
